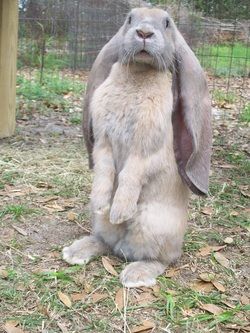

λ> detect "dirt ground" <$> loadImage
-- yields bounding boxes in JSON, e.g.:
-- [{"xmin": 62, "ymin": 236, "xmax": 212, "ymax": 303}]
[{"xmin": 0, "ymin": 75, "xmax": 249, "ymax": 333}]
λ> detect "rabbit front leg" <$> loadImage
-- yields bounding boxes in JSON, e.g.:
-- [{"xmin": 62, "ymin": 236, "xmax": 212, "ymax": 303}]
[
  {"xmin": 110, "ymin": 156, "xmax": 144, "ymax": 224},
  {"xmin": 91, "ymin": 136, "xmax": 115, "ymax": 215}
]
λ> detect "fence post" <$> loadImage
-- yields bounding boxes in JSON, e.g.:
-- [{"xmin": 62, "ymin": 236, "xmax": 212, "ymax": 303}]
[{"xmin": 0, "ymin": 0, "xmax": 18, "ymax": 138}]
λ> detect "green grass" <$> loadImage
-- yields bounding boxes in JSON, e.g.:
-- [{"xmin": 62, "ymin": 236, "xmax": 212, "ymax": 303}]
[
  {"xmin": 0, "ymin": 204, "xmax": 36, "ymax": 220},
  {"xmin": 240, "ymin": 103, "xmax": 250, "ymax": 123},
  {"xmin": 16, "ymin": 71, "xmax": 85, "ymax": 114},
  {"xmin": 197, "ymin": 43, "xmax": 250, "ymax": 77},
  {"xmin": 212, "ymin": 89, "xmax": 237, "ymax": 104}
]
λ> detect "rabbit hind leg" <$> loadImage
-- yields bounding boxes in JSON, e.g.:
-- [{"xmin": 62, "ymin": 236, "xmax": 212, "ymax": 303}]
[{"xmin": 62, "ymin": 235, "xmax": 108, "ymax": 265}]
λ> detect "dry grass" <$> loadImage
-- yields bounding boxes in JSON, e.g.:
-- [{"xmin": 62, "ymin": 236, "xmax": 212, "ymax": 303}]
[{"xmin": 0, "ymin": 72, "xmax": 249, "ymax": 333}]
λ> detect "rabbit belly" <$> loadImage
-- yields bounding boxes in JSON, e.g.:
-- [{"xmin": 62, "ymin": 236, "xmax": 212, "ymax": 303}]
[{"xmin": 91, "ymin": 63, "xmax": 189, "ymax": 262}]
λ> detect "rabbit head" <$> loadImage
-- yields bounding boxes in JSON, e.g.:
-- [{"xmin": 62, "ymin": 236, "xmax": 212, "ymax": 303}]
[
  {"xmin": 118, "ymin": 8, "xmax": 175, "ymax": 71},
  {"xmin": 83, "ymin": 7, "xmax": 212, "ymax": 196}
]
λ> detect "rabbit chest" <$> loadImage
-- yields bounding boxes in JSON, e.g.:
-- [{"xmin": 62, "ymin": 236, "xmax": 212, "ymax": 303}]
[{"xmin": 91, "ymin": 63, "xmax": 173, "ymax": 164}]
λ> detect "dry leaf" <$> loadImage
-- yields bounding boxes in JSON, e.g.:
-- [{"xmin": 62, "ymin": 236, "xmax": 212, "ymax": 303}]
[
  {"xmin": 152, "ymin": 284, "xmax": 160, "ymax": 296},
  {"xmin": 91, "ymin": 292, "xmax": 108, "ymax": 303},
  {"xmin": 84, "ymin": 282, "xmax": 93, "ymax": 293},
  {"xmin": 199, "ymin": 273, "xmax": 215, "ymax": 282},
  {"xmin": 222, "ymin": 300, "xmax": 235, "ymax": 309},
  {"xmin": 4, "ymin": 321, "xmax": 19, "ymax": 327},
  {"xmin": 214, "ymin": 252, "xmax": 230, "ymax": 268},
  {"xmin": 71, "ymin": 292, "xmax": 86, "ymax": 302},
  {"xmin": 201, "ymin": 207, "xmax": 213, "ymax": 216},
  {"xmin": 200, "ymin": 303, "xmax": 223, "ymax": 315},
  {"xmin": 0, "ymin": 267, "xmax": 8, "ymax": 279},
  {"xmin": 3, "ymin": 323, "xmax": 25, "ymax": 333},
  {"xmin": 12, "ymin": 225, "xmax": 28, "ymax": 236},
  {"xmin": 166, "ymin": 267, "xmax": 179, "ymax": 278},
  {"xmin": 67, "ymin": 212, "xmax": 77, "ymax": 221},
  {"xmin": 219, "ymin": 164, "xmax": 236, "ymax": 169},
  {"xmin": 58, "ymin": 291, "xmax": 72, "ymax": 308},
  {"xmin": 131, "ymin": 320, "xmax": 155, "ymax": 333},
  {"xmin": 212, "ymin": 281, "xmax": 226, "ymax": 292},
  {"xmin": 45, "ymin": 203, "xmax": 66, "ymax": 212},
  {"xmin": 57, "ymin": 322, "xmax": 68, "ymax": 333},
  {"xmin": 198, "ymin": 245, "xmax": 226, "ymax": 257},
  {"xmin": 101, "ymin": 256, "xmax": 118, "ymax": 276},
  {"xmin": 191, "ymin": 281, "xmax": 215, "ymax": 293},
  {"xmin": 240, "ymin": 295, "xmax": 249, "ymax": 305},
  {"xmin": 135, "ymin": 292, "xmax": 156, "ymax": 305},
  {"xmin": 115, "ymin": 288, "xmax": 126, "ymax": 311},
  {"xmin": 230, "ymin": 211, "xmax": 239, "ymax": 217},
  {"xmin": 223, "ymin": 237, "xmax": 234, "ymax": 244}
]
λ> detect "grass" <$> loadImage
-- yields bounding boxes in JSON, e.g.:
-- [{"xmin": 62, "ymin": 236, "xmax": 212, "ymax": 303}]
[
  {"xmin": 16, "ymin": 70, "xmax": 85, "ymax": 115},
  {"xmin": 197, "ymin": 43, "xmax": 250, "ymax": 76},
  {"xmin": 240, "ymin": 103, "xmax": 250, "ymax": 123},
  {"xmin": 0, "ymin": 204, "xmax": 35, "ymax": 220},
  {"xmin": 0, "ymin": 70, "xmax": 249, "ymax": 332}
]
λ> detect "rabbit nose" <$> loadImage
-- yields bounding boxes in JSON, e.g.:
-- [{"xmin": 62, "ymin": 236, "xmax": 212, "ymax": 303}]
[{"xmin": 136, "ymin": 29, "xmax": 154, "ymax": 39}]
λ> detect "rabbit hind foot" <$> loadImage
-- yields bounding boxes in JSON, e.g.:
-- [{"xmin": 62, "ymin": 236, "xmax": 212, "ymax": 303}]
[
  {"xmin": 120, "ymin": 260, "xmax": 165, "ymax": 288},
  {"xmin": 62, "ymin": 235, "xmax": 108, "ymax": 265}
]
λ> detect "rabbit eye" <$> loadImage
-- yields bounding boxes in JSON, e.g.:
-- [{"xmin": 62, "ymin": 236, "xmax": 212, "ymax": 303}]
[
  {"xmin": 165, "ymin": 19, "xmax": 169, "ymax": 28},
  {"xmin": 128, "ymin": 16, "xmax": 132, "ymax": 24}
]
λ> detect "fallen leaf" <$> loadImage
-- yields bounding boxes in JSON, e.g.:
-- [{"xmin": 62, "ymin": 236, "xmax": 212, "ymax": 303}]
[
  {"xmin": 219, "ymin": 164, "xmax": 236, "ymax": 169},
  {"xmin": 115, "ymin": 288, "xmax": 126, "ymax": 311},
  {"xmin": 135, "ymin": 292, "xmax": 156, "ymax": 305},
  {"xmin": 191, "ymin": 281, "xmax": 215, "ymax": 293},
  {"xmin": 212, "ymin": 281, "xmax": 226, "ymax": 292},
  {"xmin": 12, "ymin": 225, "xmax": 28, "ymax": 236},
  {"xmin": 201, "ymin": 207, "xmax": 213, "ymax": 215},
  {"xmin": 0, "ymin": 267, "xmax": 8, "ymax": 279},
  {"xmin": 151, "ymin": 284, "xmax": 160, "ymax": 296},
  {"xmin": 240, "ymin": 190, "xmax": 250, "ymax": 198},
  {"xmin": 91, "ymin": 292, "xmax": 108, "ymax": 303},
  {"xmin": 223, "ymin": 237, "xmax": 234, "ymax": 244},
  {"xmin": 3, "ymin": 323, "xmax": 25, "ymax": 333},
  {"xmin": 198, "ymin": 245, "xmax": 226, "ymax": 257},
  {"xmin": 199, "ymin": 273, "xmax": 215, "ymax": 282},
  {"xmin": 58, "ymin": 291, "xmax": 72, "ymax": 308},
  {"xmin": 230, "ymin": 211, "xmax": 239, "ymax": 217},
  {"xmin": 71, "ymin": 292, "xmax": 86, "ymax": 302},
  {"xmin": 222, "ymin": 300, "xmax": 235, "ymax": 309},
  {"xmin": 84, "ymin": 282, "xmax": 93, "ymax": 293},
  {"xmin": 67, "ymin": 212, "xmax": 77, "ymax": 221},
  {"xmin": 166, "ymin": 267, "xmax": 180, "ymax": 278},
  {"xmin": 37, "ymin": 196, "xmax": 58, "ymax": 203},
  {"xmin": 57, "ymin": 322, "xmax": 68, "ymax": 333},
  {"xmin": 101, "ymin": 256, "xmax": 118, "ymax": 276},
  {"xmin": 36, "ymin": 181, "xmax": 53, "ymax": 189},
  {"xmin": 240, "ymin": 295, "xmax": 249, "ymax": 305},
  {"xmin": 45, "ymin": 203, "xmax": 66, "ymax": 212},
  {"xmin": 214, "ymin": 252, "xmax": 230, "ymax": 268},
  {"xmin": 131, "ymin": 320, "xmax": 155, "ymax": 333},
  {"xmin": 4, "ymin": 321, "xmax": 19, "ymax": 327},
  {"xmin": 200, "ymin": 303, "xmax": 223, "ymax": 315}
]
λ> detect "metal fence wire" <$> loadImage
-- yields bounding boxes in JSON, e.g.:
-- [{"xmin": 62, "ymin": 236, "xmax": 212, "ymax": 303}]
[{"xmin": 18, "ymin": 0, "xmax": 250, "ymax": 104}]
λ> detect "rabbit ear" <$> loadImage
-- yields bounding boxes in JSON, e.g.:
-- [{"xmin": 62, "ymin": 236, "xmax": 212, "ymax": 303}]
[
  {"xmin": 172, "ymin": 29, "xmax": 212, "ymax": 195},
  {"xmin": 83, "ymin": 29, "xmax": 123, "ymax": 168}
]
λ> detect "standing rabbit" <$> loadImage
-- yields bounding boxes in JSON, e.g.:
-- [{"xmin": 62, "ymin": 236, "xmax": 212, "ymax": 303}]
[{"xmin": 63, "ymin": 7, "xmax": 212, "ymax": 287}]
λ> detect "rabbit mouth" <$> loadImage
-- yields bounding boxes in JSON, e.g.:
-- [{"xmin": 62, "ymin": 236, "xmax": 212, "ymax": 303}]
[{"xmin": 134, "ymin": 50, "xmax": 154, "ymax": 62}]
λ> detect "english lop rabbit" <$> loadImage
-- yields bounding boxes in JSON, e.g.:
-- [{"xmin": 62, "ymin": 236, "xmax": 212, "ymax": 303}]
[{"xmin": 63, "ymin": 7, "xmax": 212, "ymax": 287}]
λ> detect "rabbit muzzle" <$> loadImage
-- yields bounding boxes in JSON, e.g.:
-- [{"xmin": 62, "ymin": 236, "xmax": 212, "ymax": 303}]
[{"xmin": 120, "ymin": 22, "xmax": 174, "ymax": 72}]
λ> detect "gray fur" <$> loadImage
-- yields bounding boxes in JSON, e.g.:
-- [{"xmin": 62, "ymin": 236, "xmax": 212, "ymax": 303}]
[{"xmin": 63, "ymin": 8, "xmax": 212, "ymax": 287}]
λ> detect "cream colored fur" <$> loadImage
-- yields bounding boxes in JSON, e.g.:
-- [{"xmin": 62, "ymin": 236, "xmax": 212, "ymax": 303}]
[{"xmin": 63, "ymin": 62, "xmax": 190, "ymax": 287}]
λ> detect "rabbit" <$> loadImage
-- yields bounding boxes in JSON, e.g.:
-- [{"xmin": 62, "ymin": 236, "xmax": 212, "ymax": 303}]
[{"xmin": 63, "ymin": 7, "xmax": 212, "ymax": 288}]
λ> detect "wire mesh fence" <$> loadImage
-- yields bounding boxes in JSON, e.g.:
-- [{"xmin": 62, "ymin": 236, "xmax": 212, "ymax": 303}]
[{"xmin": 17, "ymin": 0, "xmax": 250, "ymax": 114}]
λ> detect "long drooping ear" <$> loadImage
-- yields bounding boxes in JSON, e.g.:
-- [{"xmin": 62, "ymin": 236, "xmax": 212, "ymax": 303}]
[
  {"xmin": 83, "ymin": 28, "xmax": 123, "ymax": 168},
  {"xmin": 172, "ymin": 28, "xmax": 212, "ymax": 195}
]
